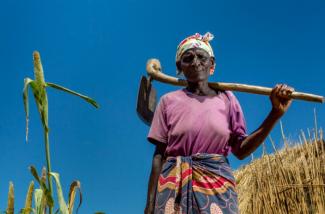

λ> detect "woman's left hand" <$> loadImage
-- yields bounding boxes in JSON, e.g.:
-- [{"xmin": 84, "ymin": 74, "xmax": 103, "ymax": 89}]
[{"xmin": 270, "ymin": 84, "xmax": 294, "ymax": 116}]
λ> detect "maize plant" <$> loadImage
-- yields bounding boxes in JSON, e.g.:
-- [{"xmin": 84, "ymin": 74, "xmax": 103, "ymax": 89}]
[
  {"xmin": 23, "ymin": 51, "xmax": 98, "ymax": 213},
  {"xmin": 29, "ymin": 166, "xmax": 82, "ymax": 214},
  {"xmin": 1, "ymin": 168, "xmax": 82, "ymax": 214}
]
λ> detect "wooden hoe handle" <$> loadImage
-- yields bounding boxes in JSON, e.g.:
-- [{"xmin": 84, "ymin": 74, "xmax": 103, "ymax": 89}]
[{"xmin": 146, "ymin": 59, "xmax": 324, "ymax": 103}]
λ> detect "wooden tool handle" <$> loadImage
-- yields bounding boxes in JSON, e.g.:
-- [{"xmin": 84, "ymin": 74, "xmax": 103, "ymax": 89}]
[{"xmin": 146, "ymin": 59, "xmax": 324, "ymax": 103}]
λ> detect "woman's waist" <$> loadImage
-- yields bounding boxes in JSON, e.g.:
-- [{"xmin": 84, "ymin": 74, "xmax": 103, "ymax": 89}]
[
  {"xmin": 161, "ymin": 153, "xmax": 235, "ymax": 186},
  {"xmin": 165, "ymin": 153, "xmax": 230, "ymax": 165}
]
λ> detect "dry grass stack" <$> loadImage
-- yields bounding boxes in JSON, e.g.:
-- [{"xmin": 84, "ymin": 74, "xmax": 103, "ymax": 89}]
[{"xmin": 234, "ymin": 128, "xmax": 325, "ymax": 214}]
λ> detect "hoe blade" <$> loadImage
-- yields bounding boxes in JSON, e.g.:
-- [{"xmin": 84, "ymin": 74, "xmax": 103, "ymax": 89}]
[{"xmin": 136, "ymin": 76, "xmax": 156, "ymax": 126}]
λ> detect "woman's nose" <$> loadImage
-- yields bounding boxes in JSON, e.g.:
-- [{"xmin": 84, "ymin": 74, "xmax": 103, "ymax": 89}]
[{"xmin": 191, "ymin": 55, "xmax": 200, "ymax": 66}]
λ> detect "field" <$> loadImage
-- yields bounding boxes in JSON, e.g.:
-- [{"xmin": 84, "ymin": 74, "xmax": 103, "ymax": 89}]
[{"xmin": 235, "ymin": 126, "xmax": 325, "ymax": 213}]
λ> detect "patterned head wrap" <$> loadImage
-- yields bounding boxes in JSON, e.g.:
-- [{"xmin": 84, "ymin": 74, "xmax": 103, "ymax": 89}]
[{"xmin": 176, "ymin": 32, "xmax": 215, "ymax": 75}]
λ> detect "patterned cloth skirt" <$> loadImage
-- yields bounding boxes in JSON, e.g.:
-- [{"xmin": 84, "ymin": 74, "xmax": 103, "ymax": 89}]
[{"xmin": 154, "ymin": 153, "xmax": 238, "ymax": 214}]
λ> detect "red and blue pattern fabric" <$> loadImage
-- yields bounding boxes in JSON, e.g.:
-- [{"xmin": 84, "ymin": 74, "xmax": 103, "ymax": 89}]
[{"xmin": 154, "ymin": 153, "xmax": 238, "ymax": 214}]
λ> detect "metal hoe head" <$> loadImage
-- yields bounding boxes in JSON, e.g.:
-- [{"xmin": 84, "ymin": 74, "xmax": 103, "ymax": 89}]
[{"xmin": 136, "ymin": 76, "xmax": 157, "ymax": 126}]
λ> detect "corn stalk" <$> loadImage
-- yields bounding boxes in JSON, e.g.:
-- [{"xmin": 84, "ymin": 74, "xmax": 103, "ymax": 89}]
[{"xmin": 23, "ymin": 51, "xmax": 98, "ymax": 213}]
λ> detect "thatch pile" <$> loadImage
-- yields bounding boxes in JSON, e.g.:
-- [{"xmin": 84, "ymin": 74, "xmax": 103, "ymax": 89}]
[{"xmin": 234, "ymin": 129, "xmax": 325, "ymax": 214}]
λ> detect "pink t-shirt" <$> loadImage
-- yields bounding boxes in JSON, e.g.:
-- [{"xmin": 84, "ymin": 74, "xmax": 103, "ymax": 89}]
[{"xmin": 147, "ymin": 89, "xmax": 247, "ymax": 157}]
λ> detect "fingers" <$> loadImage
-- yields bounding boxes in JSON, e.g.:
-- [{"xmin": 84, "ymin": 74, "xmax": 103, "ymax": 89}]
[
  {"xmin": 273, "ymin": 84, "xmax": 295, "ymax": 99},
  {"xmin": 271, "ymin": 84, "xmax": 279, "ymax": 99}
]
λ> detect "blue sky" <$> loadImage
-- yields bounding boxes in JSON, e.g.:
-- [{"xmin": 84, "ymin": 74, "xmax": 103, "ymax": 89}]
[{"xmin": 0, "ymin": 0, "xmax": 324, "ymax": 213}]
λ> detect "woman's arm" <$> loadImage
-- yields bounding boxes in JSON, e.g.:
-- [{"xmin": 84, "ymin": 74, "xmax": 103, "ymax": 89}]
[
  {"xmin": 144, "ymin": 141, "xmax": 166, "ymax": 214},
  {"xmin": 233, "ymin": 84, "xmax": 294, "ymax": 160}
]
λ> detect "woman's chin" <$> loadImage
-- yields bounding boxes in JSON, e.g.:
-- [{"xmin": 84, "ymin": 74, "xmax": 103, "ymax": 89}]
[{"xmin": 187, "ymin": 77, "xmax": 208, "ymax": 83}]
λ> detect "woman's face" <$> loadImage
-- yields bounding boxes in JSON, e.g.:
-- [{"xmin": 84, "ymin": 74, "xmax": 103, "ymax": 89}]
[{"xmin": 176, "ymin": 48, "xmax": 215, "ymax": 83}]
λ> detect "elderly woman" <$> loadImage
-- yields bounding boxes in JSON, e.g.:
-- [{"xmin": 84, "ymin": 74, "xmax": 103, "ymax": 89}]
[{"xmin": 144, "ymin": 33, "xmax": 294, "ymax": 214}]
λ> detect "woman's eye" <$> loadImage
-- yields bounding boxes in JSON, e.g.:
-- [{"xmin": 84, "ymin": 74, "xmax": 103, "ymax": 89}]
[
  {"xmin": 182, "ymin": 55, "xmax": 194, "ymax": 63},
  {"xmin": 198, "ymin": 55, "xmax": 208, "ymax": 61}
]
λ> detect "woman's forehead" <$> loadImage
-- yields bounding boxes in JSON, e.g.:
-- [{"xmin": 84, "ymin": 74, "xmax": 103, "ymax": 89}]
[{"xmin": 182, "ymin": 48, "xmax": 210, "ymax": 56}]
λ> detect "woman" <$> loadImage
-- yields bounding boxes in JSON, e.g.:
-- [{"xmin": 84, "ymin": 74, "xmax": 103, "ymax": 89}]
[{"xmin": 144, "ymin": 33, "xmax": 294, "ymax": 214}]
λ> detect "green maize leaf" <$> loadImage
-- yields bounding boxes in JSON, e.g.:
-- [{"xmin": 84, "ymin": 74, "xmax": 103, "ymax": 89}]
[
  {"xmin": 68, "ymin": 181, "xmax": 82, "ymax": 214},
  {"xmin": 23, "ymin": 78, "xmax": 34, "ymax": 143},
  {"xmin": 34, "ymin": 189, "xmax": 46, "ymax": 214},
  {"xmin": 29, "ymin": 166, "xmax": 54, "ymax": 207},
  {"xmin": 6, "ymin": 182, "xmax": 14, "ymax": 214},
  {"xmin": 46, "ymin": 82, "xmax": 99, "ymax": 108},
  {"xmin": 22, "ymin": 181, "xmax": 34, "ymax": 214},
  {"xmin": 50, "ymin": 172, "xmax": 69, "ymax": 214}
]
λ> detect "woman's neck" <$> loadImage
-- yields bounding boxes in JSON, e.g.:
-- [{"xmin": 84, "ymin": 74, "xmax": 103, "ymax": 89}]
[{"xmin": 186, "ymin": 81, "xmax": 216, "ymax": 96}]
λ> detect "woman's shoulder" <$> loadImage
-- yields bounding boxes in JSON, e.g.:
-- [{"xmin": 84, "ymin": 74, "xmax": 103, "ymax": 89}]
[
  {"xmin": 160, "ymin": 89, "xmax": 187, "ymax": 101},
  {"xmin": 223, "ymin": 90, "xmax": 235, "ymax": 98},
  {"xmin": 156, "ymin": 89, "xmax": 188, "ymax": 109},
  {"xmin": 222, "ymin": 90, "xmax": 239, "ymax": 102}
]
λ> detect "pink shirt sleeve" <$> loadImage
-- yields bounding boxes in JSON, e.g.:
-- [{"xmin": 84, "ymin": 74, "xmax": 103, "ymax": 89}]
[
  {"xmin": 147, "ymin": 96, "xmax": 168, "ymax": 145},
  {"xmin": 226, "ymin": 92, "xmax": 248, "ymax": 154}
]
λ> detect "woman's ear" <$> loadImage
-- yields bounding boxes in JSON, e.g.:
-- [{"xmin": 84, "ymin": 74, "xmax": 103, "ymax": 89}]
[
  {"xmin": 209, "ymin": 57, "xmax": 216, "ymax": 75},
  {"xmin": 210, "ymin": 57, "xmax": 215, "ymax": 67}
]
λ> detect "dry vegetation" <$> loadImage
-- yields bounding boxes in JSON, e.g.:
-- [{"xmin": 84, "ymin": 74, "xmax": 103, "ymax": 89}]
[{"xmin": 234, "ymin": 124, "xmax": 325, "ymax": 214}]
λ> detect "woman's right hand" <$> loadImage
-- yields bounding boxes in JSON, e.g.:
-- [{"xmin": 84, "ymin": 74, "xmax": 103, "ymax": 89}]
[{"xmin": 145, "ymin": 142, "xmax": 166, "ymax": 214}]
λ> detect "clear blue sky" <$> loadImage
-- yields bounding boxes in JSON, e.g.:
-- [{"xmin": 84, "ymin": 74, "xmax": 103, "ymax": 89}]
[{"xmin": 0, "ymin": 0, "xmax": 324, "ymax": 213}]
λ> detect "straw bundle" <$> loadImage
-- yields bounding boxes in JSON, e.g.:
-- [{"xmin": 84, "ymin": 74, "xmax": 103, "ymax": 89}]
[{"xmin": 234, "ymin": 129, "xmax": 325, "ymax": 214}]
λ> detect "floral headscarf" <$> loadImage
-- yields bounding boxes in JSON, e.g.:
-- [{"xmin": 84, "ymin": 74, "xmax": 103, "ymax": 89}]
[{"xmin": 176, "ymin": 32, "xmax": 215, "ymax": 75}]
